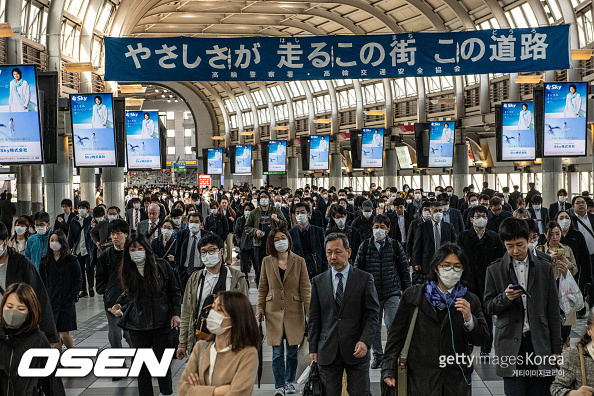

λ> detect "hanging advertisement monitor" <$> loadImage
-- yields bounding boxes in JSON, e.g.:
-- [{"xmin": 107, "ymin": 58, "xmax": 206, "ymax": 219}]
[
  {"xmin": 268, "ymin": 140, "xmax": 286, "ymax": 173},
  {"xmin": 125, "ymin": 110, "xmax": 162, "ymax": 170},
  {"xmin": 0, "ymin": 65, "xmax": 43, "ymax": 163},
  {"xmin": 361, "ymin": 128, "xmax": 383, "ymax": 168},
  {"xmin": 428, "ymin": 121, "xmax": 455, "ymax": 168},
  {"xmin": 501, "ymin": 102, "xmax": 536, "ymax": 161},
  {"xmin": 207, "ymin": 148, "xmax": 223, "ymax": 175},
  {"xmin": 543, "ymin": 82, "xmax": 588, "ymax": 156},
  {"xmin": 235, "ymin": 145, "xmax": 252, "ymax": 174},
  {"xmin": 309, "ymin": 135, "xmax": 329, "ymax": 170},
  {"xmin": 70, "ymin": 93, "xmax": 116, "ymax": 167}
]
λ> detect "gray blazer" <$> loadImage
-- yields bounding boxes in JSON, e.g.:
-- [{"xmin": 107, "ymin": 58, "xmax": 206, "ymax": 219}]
[
  {"xmin": 136, "ymin": 219, "xmax": 161, "ymax": 239},
  {"xmin": 446, "ymin": 208, "xmax": 465, "ymax": 236},
  {"xmin": 308, "ymin": 266, "xmax": 380, "ymax": 366},
  {"xmin": 484, "ymin": 252, "xmax": 562, "ymax": 377}
]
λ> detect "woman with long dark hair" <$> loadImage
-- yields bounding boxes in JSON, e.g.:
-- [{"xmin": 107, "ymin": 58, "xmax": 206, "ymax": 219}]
[
  {"xmin": 381, "ymin": 243, "xmax": 490, "ymax": 395},
  {"xmin": 111, "ymin": 233, "xmax": 181, "ymax": 396},
  {"xmin": 7, "ymin": 216, "xmax": 30, "ymax": 254},
  {"xmin": 39, "ymin": 230, "xmax": 82, "ymax": 351}
]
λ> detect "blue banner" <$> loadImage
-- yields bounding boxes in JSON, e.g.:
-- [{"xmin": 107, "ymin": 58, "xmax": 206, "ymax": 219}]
[{"xmin": 105, "ymin": 26, "xmax": 570, "ymax": 82}]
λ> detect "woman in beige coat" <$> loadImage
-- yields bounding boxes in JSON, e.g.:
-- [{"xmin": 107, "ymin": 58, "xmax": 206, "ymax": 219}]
[
  {"xmin": 257, "ymin": 228, "xmax": 311, "ymax": 396},
  {"xmin": 178, "ymin": 291, "xmax": 260, "ymax": 396},
  {"xmin": 537, "ymin": 220, "xmax": 578, "ymax": 349}
]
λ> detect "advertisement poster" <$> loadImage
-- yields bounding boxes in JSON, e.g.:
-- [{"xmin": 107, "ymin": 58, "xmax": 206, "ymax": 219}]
[
  {"xmin": 126, "ymin": 111, "xmax": 161, "ymax": 169},
  {"xmin": 501, "ymin": 102, "xmax": 536, "ymax": 161},
  {"xmin": 428, "ymin": 121, "xmax": 455, "ymax": 167},
  {"xmin": 71, "ymin": 93, "xmax": 116, "ymax": 167},
  {"xmin": 395, "ymin": 146, "xmax": 413, "ymax": 169},
  {"xmin": 235, "ymin": 144, "xmax": 252, "ymax": 174},
  {"xmin": 309, "ymin": 135, "xmax": 329, "ymax": 170},
  {"xmin": 268, "ymin": 140, "xmax": 287, "ymax": 173},
  {"xmin": 544, "ymin": 82, "xmax": 588, "ymax": 156},
  {"xmin": 207, "ymin": 148, "xmax": 223, "ymax": 175},
  {"xmin": 361, "ymin": 128, "xmax": 383, "ymax": 168},
  {"xmin": 0, "ymin": 65, "xmax": 43, "ymax": 163}
]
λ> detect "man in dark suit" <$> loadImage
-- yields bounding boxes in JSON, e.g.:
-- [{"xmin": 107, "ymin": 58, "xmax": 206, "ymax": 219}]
[
  {"xmin": 302, "ymin": 197, "xmax": 325, "ymax": 229},
  {"xmin": 405, "ymin": 201, "xmax": 432, "ymax": 261},
  {"xmin": 68, "ymin": 200, "xmax": 94, "ymax": 298},
  {"xmin": 487, "ymin": 196, "xmax": 512, "ymax": 234},
  {"xmin": 406, "ymin": 189, "xmax": 423, "ymax": 218},
  {"xmin": 549, "ymin": 189, "xmax": 571, "ymax": 221},
  {"xmin": 484, "ymin": 217, "xmax": 561, "ymax": 394},
  {"xmin": 53, "ymin": 198, "xmax": 75, "ymax": 237},
  {"xmin": 509, "ymin": 185, "xmax": 522, "ymax": 211},
  {"xmin": 413, "ymin": 201, "xmax": 457, "ymax": 276},
  {"xmin": 309, "ymin": 233, "xmax": 380, "ymax": 396},
  {"xmin": 445, "ymin": 185, "xmax": 459, "ymax": 210},
  {"xmin": 327, "ymin": 205, "xmax": 361, "ymax": 265},
  {"xmin": 289, "ymin": 202, "xmax": 328, "ymax": 278},
  {"xmin": 571, "ymin": 195, "xmax": 594, "ymax": 307},
  {"xmin": 439, "ymin": 194, "xmax": 464, "ymax": 235},
  {"xmin": 525, "ymin": 182, "xmax": 540, "ymax": 207},
  {"xmin": 389, "ymin": 198, "xmax": 413, "ymax": 252},
  {"xmin": 136, "ymin": 203, "xmax": 162, "ymax": 242},
  {"xmin": 125, "ymin": 197, "xmax": 148, "ymax": 232},
  {"xmin": 481, "ymin": 181, "xmax": 495, "ymax": 198},
  {"xmin": 175, "ymin": 212, "xmax": 211, "ymax": 292},
  {"xmin": 528, "ymin": 195, "xmax": 548, "ymax": 244}
]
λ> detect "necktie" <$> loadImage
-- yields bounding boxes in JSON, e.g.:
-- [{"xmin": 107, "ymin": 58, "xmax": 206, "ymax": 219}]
[
  {"xmin": 187, "ymin": 235, "xmax": 197, "ymax": 274},
  {"xmin": 335, "ymin": 273, "xmax": 344, "ymax": 308},
  {"xmin": 149, "ymin": 223, "xmax": 156, "ymax": 242},
  {"xmin": 135, "ymin": 210, "xmax": 139, "ymax": 229},
  {"xmin": 434, "ymin": 223, "xmax": 441, "ymax": 252}
]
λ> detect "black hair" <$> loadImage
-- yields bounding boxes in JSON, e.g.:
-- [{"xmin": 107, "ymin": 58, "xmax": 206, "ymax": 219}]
[
  {"xmin": 489, "ymin": 196, "xmax": 502, "ymax": 207},
  {"xmin": 437, "ymin": 194, "xmax": 450, "ymax": 204},
  {"xmin": 521, "ymin": 103, "xmax": 528, "ymax": 109},
  {"xmin": 33, "ymin": 212, "xmax": 50, "ymax": 224},
  {"xmin": 93, "ymin": 206, "xmax": 105, "ymax": 218},
  {"xmin": 11, "ymin": 68, "xmax": 22, "ymax": 78},
  {"xmin": 430, "ymin": 201, "xmax": 442, "ymax": 209},
  {"xmin": 569, "ymin": 83, "xmax": 577, "ymax": 92},
  {"xmin": 525, "ymin": 218, "xmax": 539, "ymax": 235},
  {"xmin": 243, "ymin": 202, "xmax": 255, "ymax": 211},
  {"xmin": 426, "ymin": 243, "xmax": 471, "ymax": 285},
  {"xmin": 421, "ymin": 201, "xmax": 432, "ymax": 209},
  {"xmin": 394, "ymin": 198, "xmax": 405, "ymax": 206},
  {"xmin": 78, "ymin": 200, "xmax": 90, "ymax": 210},
  {"xmin": 43, "ymin": 230, "xmax": 70, "ymax": 260},
  {"xmin": 373, "ymin": 214, "xmax": 390, "ymax": 228},
  {"xmin": 325, "ymin": 232, "xmax": 350, "ymax": 250},
  {"xmin": 119, "ymin": 233, "xmax": 161, "ymax": 300},
  {"xmin": 293, "ymin": 202, "xmax": 311, "ymax": 214},
  {"xmin": 144, "ymin": 112, "xmax": 150, "ymax": 118},
  {"xmin": 170, "ymin": 208, "xmax": 183, "ymax": 218},
  {"xmin": 499, "ymin": 217, "xmax": 530, "ymax": 242},
  {"xmin": 0, "ymin": 222, "xmax": 8, "ymax": 241},
  {"xmin": 108, "ymin": 206, "xmax": 120, "ymax": 214},
  {"xmin": 108, "ymin": 219, "xmax": 130, "ymax": 235},
  {"xmin": 197, "ymin": 232, "xmax": 224, "ymax": 250},
  {"xmin": 531, "ymin": 195, "xmax": 543, "ymax": 204},
  {"xmin": 188, "ymin": 212, "xmax": 203, "ymax": 222},
  {"xmin": 573, "ymin": 195, "xmax": 588, "ymax": 206},
  {"xmin": 94, "ymin": 95, "xmax": 102, "ymax": 104},
  {"xmin": 332, "ymin": 205, "xmax": 347, "ymax": 217},
  {"xmin": 61, "ymin": 199, "xmax": 73, "ymax": 208},
  {"xmin": 470, "ymin": 205, "xmax": 489, "ymax": 217}
]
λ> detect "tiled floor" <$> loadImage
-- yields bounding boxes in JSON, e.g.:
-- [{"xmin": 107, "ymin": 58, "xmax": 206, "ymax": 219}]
[{"xmin": 60, "ymin": 270, "xmax": 584, "ymax": 395}]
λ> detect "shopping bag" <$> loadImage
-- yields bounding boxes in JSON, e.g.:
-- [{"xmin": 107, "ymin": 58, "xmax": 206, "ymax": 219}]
[
  {"xmin": 298, "ymin": 337, "xmax": 310, "ymax": 367},
  {"xmin": 559, "ymin": 271, "xmax": 585, "ymax": 314}
]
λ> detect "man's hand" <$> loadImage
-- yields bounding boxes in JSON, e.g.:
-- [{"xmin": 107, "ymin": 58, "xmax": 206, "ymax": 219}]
[
  {"xmin": 384, "ymin": 377, "xmax": 396, "ymax": 387},
  {"xmin": 271, "ymin": 213, "xmax": 279, "ymax": 223},
  {"xmin": 310, "ymin": 353, "xmax": 317, "ymax": 362},
  {"xmin": 214, "ymin": 385, "xmax": 231, "ymax": 396},
  {"xmin": 171, "ymin": 315, "xmax": 181, "ymax": 328},
  {"xmin": 96, "ymin": 242, "xmax": 101, "ymax": 249},
  {"xmin": 108, "ymin": 304, "xmax": 122, "ymax": 317},
  {"xmin": 167, "ymin": 254, "xmax": 175, "ymax": 262},
  {"xmin": 569, "ymin": 386, "xmax": 594, "ymax": 396},
  {"xmin": 176, "ymin": 347, "xmax": 187, "ymax": 360},
  {"xmin": 353, "ymin": 341, "xmax": 368, "ymax": 358},
  {"xmin": 256, "ymin": 230, "xmax": 264, "ymax": 238},
  {"xmin": 505, "ymin": 284, "xmax": 522, "ymax": 301},
  {"xmin": 57, "ymin": 217, "xmax": 63, "ymax": 223},
  {"xmin": 455, "ymin": 298, "xmax": 472, "ymax": 322},
  {"xmin": 414, "ymin": 265, "xmax": 421, "ymax": 271}
]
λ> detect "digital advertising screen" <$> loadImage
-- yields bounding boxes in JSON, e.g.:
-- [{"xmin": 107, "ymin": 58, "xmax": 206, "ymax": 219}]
[
  {"xmin": 234, "ymin": 144, "xmax": 252, "ymax": 174},
  {"xmin": 268, "ymin": 140, "xmax": 287, "ymax": 173},
  {"xmin": 207, "ymin": 148, "xmax": 223, "ymax": 175},
  {"xmin": 309, "ymin": 135, "xmax": 329, "ymax": 170},
  {"xmin": 361, "ymin": 128, "xmax": 383, "ymax": 168},
  {"xmin": 544, "ymin": 82, "xmax": 588, "ymax": 156},
  {"xmin": 428, "ymin": 121, "xmax": 455, "ymax": 168},
  {"xmin": 501, "ymin": 102, "xmax": 536, "ymax": 161},
  {"xmin": 395, "ymin": 146, "xmax": 413, "ymax": 169},
  {"xmin": 70, "ymin": 93, "xmax": 116, "ymax": 167},
  {"xmin": 125, "ymin": 110, "xmax": 161, "ymax": 170},
  {"xmin": 0, "ymin": 65, "xmax": 43, "ymax": 163}
]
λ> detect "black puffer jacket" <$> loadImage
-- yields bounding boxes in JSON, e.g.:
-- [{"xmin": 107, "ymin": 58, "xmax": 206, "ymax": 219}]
[
  {"xmin": 0, "ymin": 325, "xmax": 65, "ymax": 396},
  {"xmin": 354, "ymin": 236, "xmax": 411, "ymax": 301},
  {"xmin": 96, "ymin": 246, "xmax": 124, "ymax": 310},
  {"xmin": 351, "ymin": 215, "xmax": 375, "ymax": 241},
  {"xmin": 117, "ymin": 259, "xmax": 182, "ymax": 332}
]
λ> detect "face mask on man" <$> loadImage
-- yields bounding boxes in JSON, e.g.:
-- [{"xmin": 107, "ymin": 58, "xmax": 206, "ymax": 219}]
[
  {"xmin": 473, "ymin": 217, "xmax": 488, "ymax": 228},
  {"xmin": 188, "ymin": 223, "xmax": 201, "ymax": 234},
  {"xmin": 414, "ymin": 194, "xmax": 422, "ymax": 201},
  {"xmin": 35, "ymin": 226, "xmax": 47, "ymax": 235},
  {"xmin": 362, "ymin": 211, "xmax": 372, "ymax": 219},
  {"xmin": 373, "ymin": 228, "xmax": 387, "ymax": 241},
  {"xmin": 79, "ymin": 209, "xmax": 87, "ymax": 217},
  {"xmin": 335, "ymin": 218, "xmax": 346, "ymax": 228},
  {"xmin": 559, "ymin": 196, "xmax": 567, "ymax": 203},
  {"xmin": 296, "ymin": 214, "xmax": 309, "ymax": 225},
  {"xmin": 260, "ymin": 198, "xmax": 269, "ymax": 207},
  {"xmin": 244, "ymin": 210, "xmax": 251, "ymax": 218},
  {"xmin": 432, "ymin": 213, "xmax": 443, "ymax": 223},
  {"xmin": 201, "ymin": 252, "xmax": 220, "ymax": 267},
  {"xmin": 173, "ymin": 218, "xmax": 182, "ymax": 226},
  {"xmin": 528, "ymin": 241, "xmax": 538, "ymax": 250},
  {"xmin": 447, "ymin": 192, "xmax": 453, "ymax": 197},
  {"xmin": 108, "ymin": 215, "xmax": 118, "ymax": 222},
  {"xmin": 134, "ymin": 203, "xmax": 141, "ymax": 210},
  {"xmin": 274, "ymin": 202, "xmax": 282, "ymax": 208},
  {"xmin": 533, "ymin": 205, "xmax": 541, "ymax": 210},
  {"xmin": 422, "ymin": 211, "xmax": 431, "ymax": 220},
  {"xmin": 442, "ymin": 205, "xmax": 449, "ymax": 212},
  {"xmin": 469, "ymin": 201, "xmax": 479, "ymax": 208},
  {"xmin": 438, "ymin": 268, "xmax": 463, "ymax": 289}
]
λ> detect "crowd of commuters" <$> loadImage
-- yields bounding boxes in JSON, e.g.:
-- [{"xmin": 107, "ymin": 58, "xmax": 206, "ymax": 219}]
[{"xmin": 5, "ymin": 181, "xmax": 594, "ymax": 395}]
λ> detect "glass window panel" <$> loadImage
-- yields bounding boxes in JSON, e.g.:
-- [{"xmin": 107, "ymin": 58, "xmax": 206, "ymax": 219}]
[
  {"xmin": 167, "ymin": 130, "xmax": 175, "ymax": 137},
  {"xmin": 96, "ymin": 2, "xmax": 113, "ymax": 32},
  {"xmin": 258, "ymin": 108, "xmax": 270, "ymax": 123},
  {"xmin": 374, "ymin": 82, "xmax": 385, "ymax": 102},
  {"xmin": 268, "ymin": 85, "xmax": 284, "ymax": 102},
  {"xmin": 505, "ymin": 11, "xmax": 516, "ymax": 28},
  {"xmin": 184, "ymin": 129, "xmax": 192, "ymax": 137},
  {"xmin": 224, "ymin": 99, "xmax": 235, "ymax": 113},
  {"xmin": 167, "ymin": 111, "xmax": 175, "ymax": 120},
  {"xmin": 241, "ymin": 111, "xmax": 254, "ymax": 126},
  {"xmin": 252, "ymin": 90, "xmax": 266, "ymax": 106},
  {"xmin": 274, "ymin": 104, "xmax": 288, "ymax": 120},
  {"xmin": 393, "ymin": 79, "xmax": 406, "ymax": 99},
  {"xmin": 490, "ymin": 18, "xmax": 500, "ymax": 29},
  {"xmin": 510, "ymin": 7, "xmax": 528, "ymax": 28},
  {"xmin": 167, "ymin": 147, "xmax": 175, "ymax": 155},
  {"xmin": 230, "ymin": 115, "xmax": 238, "ymax": 129},
  {"xmin": 287, "ymin": 81, "xmax": 305, "ymax": 97},
  {"xmin": 547, "ymin": 0, "xmax": 562, "ymax": 20},
  {"xmin": 521, "ymin": 3, "xmax": 539, "ymax": 27},
  {"xmin": 236, "ymin": 95, "xmax": 249, "ymax": 110},
  {"xmin": 185, "ymin": 146, "xmax": 192, "ymax": 154}
]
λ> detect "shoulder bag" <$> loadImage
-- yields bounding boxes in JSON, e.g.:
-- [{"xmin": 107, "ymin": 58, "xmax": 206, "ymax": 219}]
[
  {"xmin": 398, "ymin": 307, "xmax": 419, "ymax": 396},
  {"xmin": 579, "ymin": 345, "xmax": 588, "ymax": 386},
  {"xmin": 194, "ymin": 265, "xmax": 228, "ymax": 340}
]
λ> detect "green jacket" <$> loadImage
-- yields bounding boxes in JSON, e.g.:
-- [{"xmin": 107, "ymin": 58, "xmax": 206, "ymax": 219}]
[
  {"xmin": 244, "ymin": 206, "xmax": 288, "ymax": 247},
  {"xmin": 178, "ymin": 267, "xmax": 249, "ymax": 353}
]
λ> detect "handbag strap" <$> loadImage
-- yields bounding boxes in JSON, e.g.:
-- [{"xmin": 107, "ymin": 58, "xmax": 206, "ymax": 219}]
[
  {"xmin": 575, "ymin": 217, "xmax": 594, "ymax": 239},
  {"xmin": 400, "ymin": 307, "xmax": 419, "ymax": 360},
  {"xmin": 579, "ymin": 345, "xmax": 588, "ymax": 386}
]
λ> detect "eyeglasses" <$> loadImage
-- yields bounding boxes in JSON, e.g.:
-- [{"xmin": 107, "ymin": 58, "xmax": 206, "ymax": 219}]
[
  {"xmin": 438, "ymin": 265, "xmax": 463, "ymax": 272},
  {"xmin": 200, "ymin": 248, "xmax": 219, "ymax": 255}
]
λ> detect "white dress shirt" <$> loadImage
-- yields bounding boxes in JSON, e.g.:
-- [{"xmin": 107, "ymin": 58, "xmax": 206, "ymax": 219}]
[
  {"xmin": 397, "ymin": 214, "xmax": 406, "ymax": 244},
  {"xmin": 185, "ymin": 231, "xmax": 203, "ymax": 268},
  {"xmin": 76, "ymin": 216, "xmax": 88, "ymax": 256},
  {"xmin": 576, "ymin": 213, "xmax": 594, "ymax": 255},
  {"xmin": 512, "ymin": 255, "xmax": 530, "ymax": 333},
  {"xmin": 331, "ymin": 263, "xmax": 350, "ymax": 296},
  {"xmin": 198, "ymin": 267, "xmax": 232, "ymax": 312}
]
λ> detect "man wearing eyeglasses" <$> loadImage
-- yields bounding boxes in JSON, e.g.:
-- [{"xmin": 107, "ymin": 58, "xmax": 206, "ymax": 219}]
[{"xmin": 571, "ymin": 195, "xmax": 594, "ymax": 307}]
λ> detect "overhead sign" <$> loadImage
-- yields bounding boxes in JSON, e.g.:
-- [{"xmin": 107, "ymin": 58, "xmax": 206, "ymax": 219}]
[
  {"xmin": 501, "ymin": 102, "xmax": 536, "ymax": 161},
  {"xmin": 199, "ymin": 174, "xmax": 211, "ymax": 188},
  {"xmin": 125, "ymin": 110, "xmax": 162, "ymax": 170},
  {"xmin": 309, "ymin": 135, "xmax": 329, "ymax": 170},
  {"xmin": 105, "ymin": 26, "xmax": 570, "ymax": 81},
  {"xmin": 234, "ymin": 145, "xmax": 252, "ymax": 174},
  {"xmin": 428, "ymin": 121, "xmax": 455, "ymax": 168},
  {"xmin": 361, "ymin": 128, "xmax": 383, "ymax": 168}
]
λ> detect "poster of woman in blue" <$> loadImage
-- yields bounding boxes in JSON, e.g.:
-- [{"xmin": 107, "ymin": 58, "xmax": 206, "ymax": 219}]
[
  {"xmin": 125, "ymin": 110, "xmax": 161, "ymax": 169},
  {"xmin": 208, "ymin": 148, "xmax": 223, "ymax": 174},
  {"xmin": 544, "ymin": 82, "xmax": 588, "ymax": 156},
  {"xmin": 428, "ymin": 121, "xmax": 454, "ymax": 167},
  {"xmin": 502, "ymin": 102, "xmax": 535, "ymax": 161},
  {"xmin": 268, "ymin": 140, "xmax": 287, "ymax": 172},
  {"xmin": 70, "ymin": 93, "xmax": 116, "ymax": 167},
  {"xmin": 0, "ymin": 65, "xmax": 43, "ymax": 163},
  {"xmin": 309, "ymin": 135, "xmax": 329, "ymax": 170},
  {"xmin": 235, "ymin": 145, "xmax": 252, "ymax": 174},
  {"xmin": 361, "ymin": 128, "xmax": 383, "ymax": 167}
]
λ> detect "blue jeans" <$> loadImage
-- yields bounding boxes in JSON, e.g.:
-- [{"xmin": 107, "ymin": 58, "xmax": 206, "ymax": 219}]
[
  {"xmin": 272, "ymin": 336, "xmax": 299, "ymax": 388},
  {"xmin": 371, "ymin": 295, "xmax": 400, "ymax": 359}
]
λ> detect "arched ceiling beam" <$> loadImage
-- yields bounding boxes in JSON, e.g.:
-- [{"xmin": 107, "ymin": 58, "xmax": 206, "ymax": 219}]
[
  {"xmin": 303, "ymin": 8, "xmax": 364, "ymax": 34},
  {"xmin": 196, "ymin": 82, "xmax": 231, "ymax": 144}
]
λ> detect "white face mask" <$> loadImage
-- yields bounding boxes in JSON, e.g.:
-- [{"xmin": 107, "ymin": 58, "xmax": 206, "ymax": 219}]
[
  {"xmin": 274, "ymin": 202, "xmax": 282, "ymax": 208},
  {"xmin": 206, "ymin": 309, "xmax": 231, "ymax": 335},
  {"xmin": 406, "ymin": 199, "xmax": 412, "ymax": 204},
  {"xmin": 108, "ymin": 215, "xmax": 118, "ymax": 221},
  {"xmin": 442, "ymin": 205, "xmax": 449, "ymax": 212},
  {"xmin": 559, "ymin": 196, "xmax": 567, "ymax": 203},
  {"xmin": 78, "ymin": 209, "xmax": 87, "ymax": 217},
  {"xmin": 134, "ymin": 203, "xmax": 141, "ymax": 210},
  {"xmin": 161, "ymin": 229, "xmax": 174, "ymax": 238},
  {"xmin": 201, "ymin": 252, "xmax": 220, "ymax": 267},
  {"xmin": 129, "ymin": 251, "xmax": 146, "ymax": 264},
  {"xmin": 373, "ymin": 228, "xmax": 387, "ymax": 241},
  {"xmin": 173, "ymin": 218, "xmax": 182, "ymax": 226},
  {"xmin": 29, "ymin": 227, "xmax": 36, "ymax": 234},
  {"xmin": 95, "ymin": 217, "xmax": 104, "ymax": 222},
  {"xmin": 188, "ymin": 210, "xmax": 195, "ymax": 215},
  {"xmin": 438, "ymin": 268, "xmax": 463, "ymax": 289},
  {"xmin": 296, "ymin": 214, "xmax": 309, "ymax": 225},
  {"xmin": 14, "ymin": 226, "xmax": 26, "ymax": 236},
  {"xmin": 35, "ymin": 226, "xmax": 47, "ymax": 235},
  {"xmin": 473, "ymin": 217, "xmax": 488, "ymax": 228},
  {"xmin": 469, "ymin": 201, "xmax": 479, "ymax": 208},
  {"xmin": 447, "ymin": 192, "xmax": 453, "ymax": 197},
  {"xmin": 363, "ymin": 211, "xmax": 372, "ymax": 219},
  {"xmin": 49, "ymin": 241, "xmax": 61, "ymax": 251},
  {"xmin": 528, "ymin": 241, "xmax": 538, "ymax": 250},
  {"xmin": 558, "ymin": 219, "xmax": 571, "ymax": 231},
  {"xmin": 414, "ymin": 194, "xmax": 422, "ymax": 201},
  {"xmin": 322, "ymin": 194, "xmax": 328, "ymax": 200},
  {"xmin": 210, "ymin": 209, "xmax": 218, "ymax": 215},
  {"xmin": 243, "ymin": 211, "xmax": 251, "ymax": 218},
  {"xmin": 432, "ymin": 212, "xmax": 443, "ymax": 223},
  {"xmin": 335, "ymin": 217, "xmax": 346, "ymax": 228},
  {"xmin": 422, "ymin": 211, "xmax": 431, "ymax": 220},
  {"xmin": 378, "ymin": 203, "xmax": 385, "ymax": 208},
  {"xmin": 274, "ymin": 239, "xmax": 289, "ymax": 252},
  {"xmin": 260, "ymin": 198, "xmax": 269, "ymax": 207},
  {"xmin": 251, "ymin": 199, "xmax": 258, "ymax": 207},
  {"xmin": 533, "ymin": 205, "xmax": 541, "ymax": 210},
  {"xmin": 188, "ymin": 223, "xmax": 201, "ymax": 234}
]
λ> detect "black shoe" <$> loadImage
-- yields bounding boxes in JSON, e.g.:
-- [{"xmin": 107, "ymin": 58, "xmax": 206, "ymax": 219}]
[
  {"xmin": 78, "ymin": 291, "xmax": 88, "ymax": 298},
  {"xmin": 89, "ymin": 288, "xmax": 95, "ymax": 297},
  {"xmin": 371, "ymin": 358, "xmax": 382, "ymax": 369}
]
